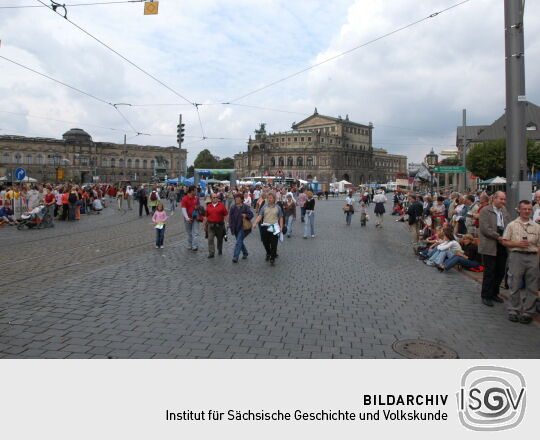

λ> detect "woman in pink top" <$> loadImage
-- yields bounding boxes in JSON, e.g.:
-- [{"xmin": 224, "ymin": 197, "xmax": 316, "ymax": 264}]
[{"xmin": 152, "ymin": 202, "xmax": 168, "ymax": 249}]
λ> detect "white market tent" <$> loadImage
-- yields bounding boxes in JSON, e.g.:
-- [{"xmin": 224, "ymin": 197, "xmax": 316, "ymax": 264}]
[{"xmin": 0, "ymin": 175, "xmax": 37, "ymax": 182}]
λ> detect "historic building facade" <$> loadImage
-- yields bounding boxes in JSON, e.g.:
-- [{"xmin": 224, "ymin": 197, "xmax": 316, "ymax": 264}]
[
  {"xmin": 234, "ymin": 110, "xmax": 407, "ymax": 184},
  {"xmin": 0, "ymin": 128, "xmax": 187, "ymax": 183}
]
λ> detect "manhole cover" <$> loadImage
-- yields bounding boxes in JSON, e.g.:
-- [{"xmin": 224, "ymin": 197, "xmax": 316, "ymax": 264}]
[{"xmin": 392, "ymin": 339, "xmax": 458, "ymax": 359}]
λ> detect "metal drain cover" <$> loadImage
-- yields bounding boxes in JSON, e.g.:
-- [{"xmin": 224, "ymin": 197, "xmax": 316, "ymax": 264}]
[{"xmin": 392, "ymin": 339, "xmax": 458, "ymax": 359}]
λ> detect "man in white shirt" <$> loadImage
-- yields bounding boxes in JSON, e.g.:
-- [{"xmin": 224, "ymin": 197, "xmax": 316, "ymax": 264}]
[
  {"xmin": 126, "ymin": 185, "xmax": 134, "ymax": 210},
  {"xmin": 533, "ymin": 190, "xmax": 540, "ymax": 224}
]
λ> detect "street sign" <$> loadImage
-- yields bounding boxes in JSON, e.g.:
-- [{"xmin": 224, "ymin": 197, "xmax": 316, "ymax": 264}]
[
  {"xmin": 144, "ymin": 1, "xmax": 159, "ymax": 15},
  {"xmin": 15, "ymin": 167, "xmax": 26, "ymax": 181},
  {"xmin": 434, "ymin": 166, "xmax": 466, "ymax": 173}
]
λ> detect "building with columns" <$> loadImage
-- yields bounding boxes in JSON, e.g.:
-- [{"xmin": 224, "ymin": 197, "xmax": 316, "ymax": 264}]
[
  {"xmin": 0, "ymin": 128, "xmax": 187, "ymax": 183},
  {"xmin": 234, "ymin": 110, "xmax": 407, "ymax": 184}
]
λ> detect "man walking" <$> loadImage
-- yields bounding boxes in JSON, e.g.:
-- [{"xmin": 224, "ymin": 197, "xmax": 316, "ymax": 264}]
[
  {"xmin": 478, "ymin": 191, "xmax": 511, "ymax": 307},
  {"xmin": 138, "ymin": 185, "xmax": 150, "ymax": 216},
  {"xmin": 204, "ymin": 194, "xmax": 228, "ymax": 258},
  {"xmin": 502, "ymin": 200, "xmax": 540, "ymax": 324},
  {"xmin": 181, "ymin": 185, "xmax": 201, "ymax": 251}
]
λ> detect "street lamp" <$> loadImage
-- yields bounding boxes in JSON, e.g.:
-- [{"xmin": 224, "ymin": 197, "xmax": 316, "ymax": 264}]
[
  {"xmin": 426, "ymin": 148, "xmax": 438, "ymax": 196},
  {"xmin": 52, "ymin": 152, "xmax": 62, "ymax": 184}
]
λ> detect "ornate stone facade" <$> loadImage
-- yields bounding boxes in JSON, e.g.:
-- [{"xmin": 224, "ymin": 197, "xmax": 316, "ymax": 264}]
[
  {"xmin": 0, "ymin": 128, "xmax": 187, "ymax": 183},
  {"xmin": 234, "ymin": 110, "xmax": 407, "ymax": 184}
]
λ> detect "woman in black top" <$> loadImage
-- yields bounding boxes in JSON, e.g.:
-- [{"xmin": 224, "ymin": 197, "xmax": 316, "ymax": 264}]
[{"xmin": 303, "ymin": 191, "xmax": 315, "ymax": 238}]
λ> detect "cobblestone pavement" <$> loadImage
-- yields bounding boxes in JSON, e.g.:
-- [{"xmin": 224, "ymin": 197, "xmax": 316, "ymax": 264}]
[{"xmin": 0, "ymin": 197, "xmax": 538, "ymax": 359}]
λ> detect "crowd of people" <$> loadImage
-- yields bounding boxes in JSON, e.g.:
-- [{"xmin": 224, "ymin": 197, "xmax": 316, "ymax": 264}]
[
  {"xmin": 0, "ymin": 183, "xmax": 113, "ymax": 226},
  {"xmin": 389, "ymin": 187, "xmax": 540, "ymax": 324},
  {"xmin": 2, "ymin": 179, "xmax": 538, "ymax": 324}
]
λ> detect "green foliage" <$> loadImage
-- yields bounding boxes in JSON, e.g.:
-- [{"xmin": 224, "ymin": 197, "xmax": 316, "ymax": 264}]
[
  {"xmin": 465, "ymin": 139, "xmax": 539, "ymax": 180},
  {"xmin": 440, "ymin": 156, "xmax": 460, "ymax": 166},
  {"xmin": 192, "ymin": 149, "xmax": 234, "ymax": 171}
]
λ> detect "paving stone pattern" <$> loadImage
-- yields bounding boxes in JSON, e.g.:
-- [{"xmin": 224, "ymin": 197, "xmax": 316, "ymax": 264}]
[{"xmin": 0, "ymin": 197, "xmax": 538, "ymax": 359}]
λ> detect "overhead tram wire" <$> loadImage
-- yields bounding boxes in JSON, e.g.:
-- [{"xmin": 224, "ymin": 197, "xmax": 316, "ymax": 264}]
[
  {"xmin": 0, "ymin": 1, "xmax": 144, "ymax": 8},
  {"xmin": 226, "ymin": 0, "xmax": 471, "ymax": 103},
  {"xmin": 0, "ymin": 55, "xmax": 143, "ymax": 135},
  {"xmin": 35, "ymin": 0, "xmax": 194, "ymax": 106}
]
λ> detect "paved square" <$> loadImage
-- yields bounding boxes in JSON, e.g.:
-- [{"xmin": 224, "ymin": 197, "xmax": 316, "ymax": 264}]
[{"xmin": 0, "ymin": 198, "xmax": 538, "ymax": 358}]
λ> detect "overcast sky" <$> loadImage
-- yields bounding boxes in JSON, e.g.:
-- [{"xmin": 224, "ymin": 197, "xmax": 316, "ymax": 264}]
[{"xmin": 1, "ymin": 0, "xmax": 539, "ymax": 165}]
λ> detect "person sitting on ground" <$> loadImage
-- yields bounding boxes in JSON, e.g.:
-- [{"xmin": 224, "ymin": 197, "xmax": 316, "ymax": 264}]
[
  {"xmin": 92, "ymin": 197, "xmax": 103, "ymax": 213},
  {"xmin": 0, "ymin": 204, "xmax": 16, "ymax": 225},
  {"xmin": 438, "ymin": 234, "xmax": 481, "ymax": 272},
  {"xmin": 392, "ymin": 203, "xmax": 404, "ymax": 216},
  {"xmin": 418, "ymin": 228, "xmax": 445, "ymax": 259},
  {"xmin": 425, "ymin": 227, "xmax": 462, "ymax": 267}
]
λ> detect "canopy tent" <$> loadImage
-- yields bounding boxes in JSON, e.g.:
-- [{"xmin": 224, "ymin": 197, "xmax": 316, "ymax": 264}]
[
  {"xmin": 479, "ymin": 176, "xmax": 506, "ymax": 185},
  {"xmin": 0, "ymin": 175, "xmax": 37, "ymax": 182},
  {"xmin": 204, "ymin": 178, "xmax": 221, "ymax": 184},
  {"xmin": 338, "ymin": 180, "xmax": 352, "ymax": 185},
  {"xmin": 166, "ymin": 177, "xmax": 179, "ymax": 184}
]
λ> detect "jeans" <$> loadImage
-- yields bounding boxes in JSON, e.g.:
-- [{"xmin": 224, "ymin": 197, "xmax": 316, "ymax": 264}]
[
  {"xmin": 444, "ymin": 254, "xmax": 479, "ymax": 271},
  {"xmin": 285, "ymin": 215, "xmax": 295, "ymax": 236},
  {"xmin": 184, "ymin": 219, "xmax": 200, "ymax": 249},
  {"xmin": 428, "ymin": 249, "xmax": 454, "ymax": 265},
  {"xmin": 233, "ymin": 228, "xmax": 248, "ymax": 259},
  {"xmin": 300, "ymin": 207, "xmax": 306, "ymax": 222},
  {"xmin": 169, "ymin": 199, "xmax": 176, "ymax": 211},
  {"xmin": 346, "ymin": 211, "xmax": 353, "ymax": 225},
  {"xmin": 155, "ymin": 225, "xmax": 165, "ymax": 246},
  {"xmin": 304, "ymin": 212, "xmax": 315, "ymax": 237}
]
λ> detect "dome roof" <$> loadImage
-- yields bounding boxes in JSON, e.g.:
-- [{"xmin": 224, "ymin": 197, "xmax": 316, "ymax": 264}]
[{"xmin": 62, "ymin": 128, "xmax": 92, "ymax": 142}]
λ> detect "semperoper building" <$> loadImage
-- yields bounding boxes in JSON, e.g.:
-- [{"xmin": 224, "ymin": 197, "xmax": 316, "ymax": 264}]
[{"xmin": 234, "ymin": 109, "xmax": 407, "ymax": 184}]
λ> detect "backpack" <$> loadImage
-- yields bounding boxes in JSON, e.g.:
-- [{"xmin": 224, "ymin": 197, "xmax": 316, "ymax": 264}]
[{"xmin": 150, "ymin": 192, "xmax": 157, "ymax": 201}]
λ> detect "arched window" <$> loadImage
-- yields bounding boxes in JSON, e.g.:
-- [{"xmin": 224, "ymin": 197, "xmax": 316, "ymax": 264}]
[
  {"xmin": 36, "ymin": 154, "xmax": 44, "ymax": 165},
  {"xmin": 25, "ymin": 154, "xmax": 32, "ymax": 165},
  {"xmin": 2, "ymin": 152, "xmax": 9, "ymax": 164},
  {"xmin": 127, "ymin": 158, "xmax": 132, "ymax": 168},
  {"xmin": 102, "ymin": 157, "xmax": 108, "ymax": 167},
  {"xmin": 14, "ymin": 153, "xmax": 22, "ymax": 164},
  {"xmin": 151, "ymin": 160, "xmax": 155, "ymax": 169},
  {"xmin": 307, "ymin": 156, "xmax": 313, "ymax": 167},
  {"xmin": 143, "ymin": 160, "xmax": 147, "ymax": 169},
  {"xmin": 270, "ymin": 157, "xmax": 276, "ymax": 167},
  {"xmin": 297, "ymin": 157, "xmax": 303, "ymax": 167},
  {"xmin": 287, "ymin": 157, "xmax": 293, "ymax": 166},
  {"xmin": 278, "ymin": 157, "xmax": 284, "ymax": 167},
  {"xmin": 110, "ymin": 158, "xmax": 116, "ymax": 168},
  {"xmin": 119, "ymin": 158, "xmax": 124, "ymax": 168},
  {"xmin": 135, "ymin": 159, "xmax": 140, "ymax": 168}
]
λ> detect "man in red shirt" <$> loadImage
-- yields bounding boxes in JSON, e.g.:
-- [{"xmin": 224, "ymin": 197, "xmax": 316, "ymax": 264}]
[
  {"xmin": 181, "ymin": 185, "xmax": 201, "ymax": 251},
  {"xmin": 203, "ymin": 194, "xmax": 229, "ymax": 258}
]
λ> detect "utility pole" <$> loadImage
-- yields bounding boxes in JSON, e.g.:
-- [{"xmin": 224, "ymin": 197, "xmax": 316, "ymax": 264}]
[
  {"xmin": 505, "ymin": 0, "xmax": 529, "ymax": 216},
  {"xmin": 461, "ymin": 109, "xmax": 467, "ymax": 193},
  {"xmin": 177, "ymin": 114, "xmax": 185, "ymax": 180},
  {"xmin": 123, "ymin": 134, "xmax": 127, "ymax": 181}
]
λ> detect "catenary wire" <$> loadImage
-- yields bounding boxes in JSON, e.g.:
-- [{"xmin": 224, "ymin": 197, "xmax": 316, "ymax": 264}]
[
  {"xmin": 0, "ymin": 1, "xmax": 144, "ymax": 8},
  {"xmin": 227, "ymin": 0, "xmax": 471, "ymax": 103},
  {"xmin": 35, "ymin": 0, "xmax": 194, "ymax": 106}
]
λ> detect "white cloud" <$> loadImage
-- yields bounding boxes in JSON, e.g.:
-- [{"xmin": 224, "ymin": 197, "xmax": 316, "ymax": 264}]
[{"xmin": 1, "ymin": 0, "xmax": 538, "ymax": 165}]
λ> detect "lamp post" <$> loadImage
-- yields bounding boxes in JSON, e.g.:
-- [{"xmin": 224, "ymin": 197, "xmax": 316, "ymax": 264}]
[
  {"xmin": 52, "ymin": 152, "xmax": 62, "ymax": 184},
  {"xmin": 426, "ymin": 148, "xmax": 438, "ymax": 196}
]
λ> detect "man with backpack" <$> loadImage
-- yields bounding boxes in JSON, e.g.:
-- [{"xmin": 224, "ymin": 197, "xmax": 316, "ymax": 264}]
[
  {"xmin": 138, "ymin": 185, "xmax": 150, "ymax": 216},
  {"xmin": 181, "ymin": 185, "xmax": 202, "ymax": 251}
]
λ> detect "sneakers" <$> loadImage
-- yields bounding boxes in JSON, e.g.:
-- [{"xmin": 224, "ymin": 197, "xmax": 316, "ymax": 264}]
[
  {"xmin": 160, "ymin": 246, "xmax": 164, "ymax": 249},
  {"xmin": 232, "ymin": 258, "xmax": 238, "ymax": 263},
  {"xmin": 155, "ymin": 245, "xmax": 159, "ymax": 249},
  {"xmin": 242, "ymin": 254, "xmax": 248, "ymax": 259},
  {"xmin": 311, "ymin": 235, "xmax": 315, "ymax": 238}
]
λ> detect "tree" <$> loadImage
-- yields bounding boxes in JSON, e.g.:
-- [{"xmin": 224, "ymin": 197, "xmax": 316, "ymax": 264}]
[
  {"xmin": 440, "ymin": 156, "xmax": 460, "ymax": 166},
  {"xmin": 466, "ymin": 139, "xmax": 538, "ymax": 180},
  {"xmin": 192, "ymin": 149, "xmax": 235, "ymax": 171}
]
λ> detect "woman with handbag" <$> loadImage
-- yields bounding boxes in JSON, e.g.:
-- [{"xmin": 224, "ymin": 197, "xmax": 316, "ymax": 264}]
[
  {"xmin": 253, "ymin": 192, "xmax": 284, "ymax": 266},
  {"xmin": 229, "ymin": 193, "xmax": 253, "ymax": 263},
  {"xmin": 344, "ymin": 191, "xmax": 355, "ymax": 226}
]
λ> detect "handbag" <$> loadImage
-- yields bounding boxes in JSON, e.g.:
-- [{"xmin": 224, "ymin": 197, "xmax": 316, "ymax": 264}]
[
  {"xmin": 242, "ymin": 216, "xmax": 252, "ymax": 230},
  {"xmin": 343, "ymin": 204, "xmax": 350, "ymax": 212}
]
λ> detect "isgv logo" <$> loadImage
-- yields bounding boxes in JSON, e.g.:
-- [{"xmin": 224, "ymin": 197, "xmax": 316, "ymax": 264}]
[{"xmin": 457, "ymin": 366, "xmax": 526, "ymax": 431}]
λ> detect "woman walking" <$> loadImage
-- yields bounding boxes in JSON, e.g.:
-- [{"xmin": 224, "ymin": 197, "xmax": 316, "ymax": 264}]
[
  {"xmin": 282, "ymin": 193, "xmax": 296, "ymax": 237},
  {"xmin": 303, "ymin": 191, "xmax": 315, "ymax": 238},
  {"xmin": 152, "ymin": 202, "xmax": 168, "ymax": 249},
  {"xmin": 373, "ymin": 190, "xmax": 387, "ymax": 228},
  {"xmin": 344, "ymin": 191, "xmax": 355, "ymax": 225},
  {"xmin": 229, "ymin": 193, "xmax": 253, "ymax": 263},
  {"xmin": 253, "ymin": 192, "xmax": 284, "ymax": 266}
]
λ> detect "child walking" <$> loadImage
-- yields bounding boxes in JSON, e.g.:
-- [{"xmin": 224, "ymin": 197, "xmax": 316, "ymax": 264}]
[
  {"xmin": 359, "ymin": 200, "xmax": 368, "ymax": 227},
  {"xmin": 152, "ymin": 202, "xmax": 168, "ymax": 248}
]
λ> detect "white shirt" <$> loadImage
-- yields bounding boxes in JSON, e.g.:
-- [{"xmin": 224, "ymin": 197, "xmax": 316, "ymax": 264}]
[
  {"xmin": 345, "ymin": 196, "xmax": 354, "ymax": 205},
  {"xmin": 253, "ymin": 189, "xmax": 261, "ymax": 200},
  {"xmin": 493, "ymin": 206, "xmax": 505, "ymax": 228},
  {"xmin": 533, "ymin": 205, "xmax": 540, "ymax": 224},
  {"xmin": 373, "ymin": 194, "xmax": 387, "ymax": 204}
]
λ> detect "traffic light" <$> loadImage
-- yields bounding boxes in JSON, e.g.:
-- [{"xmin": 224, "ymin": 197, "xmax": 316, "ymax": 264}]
[{"xmin": 177, "ymin": 123, "xmax": 185, "ymax": 145}]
